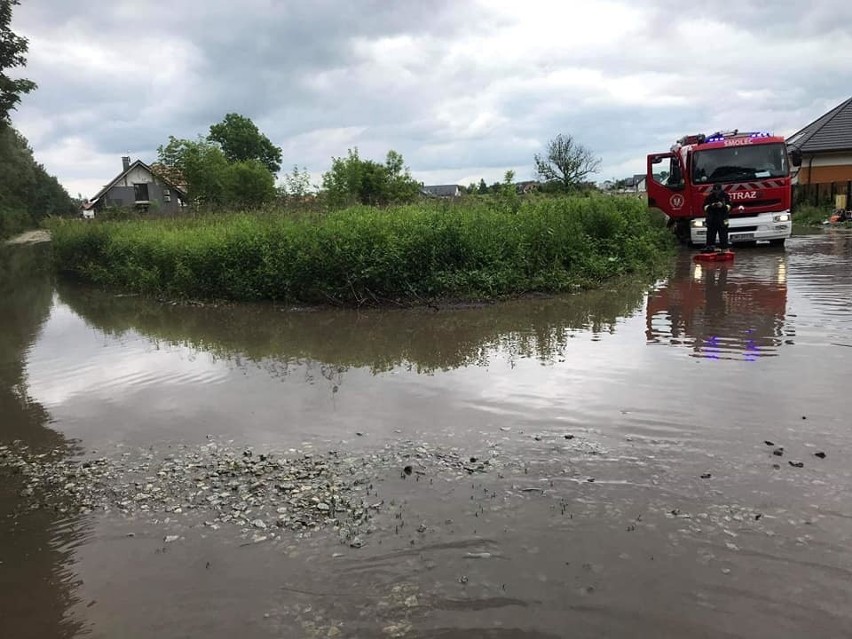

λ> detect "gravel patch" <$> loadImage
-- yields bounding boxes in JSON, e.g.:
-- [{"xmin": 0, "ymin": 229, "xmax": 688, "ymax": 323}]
[{"xmin": 0, "ymin": 439, "xmax": 503, "ymax": 544}]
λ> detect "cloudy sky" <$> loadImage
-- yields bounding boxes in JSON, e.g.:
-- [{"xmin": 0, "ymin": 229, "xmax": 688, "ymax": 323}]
[{"xmin": 11, "ymin": 0, "xmax": 852, "ymax": 198}]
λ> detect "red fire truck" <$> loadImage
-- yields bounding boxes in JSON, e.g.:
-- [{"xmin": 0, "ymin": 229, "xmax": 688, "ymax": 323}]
[{"xmin": 646, "ymin": 130, "xmax": 801, "ymax": 247}]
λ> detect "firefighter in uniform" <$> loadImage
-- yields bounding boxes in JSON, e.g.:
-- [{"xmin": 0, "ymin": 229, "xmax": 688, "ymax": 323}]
[{"xmin": 703, "ymin": 183, "xmax": 732, "ymax": 252}]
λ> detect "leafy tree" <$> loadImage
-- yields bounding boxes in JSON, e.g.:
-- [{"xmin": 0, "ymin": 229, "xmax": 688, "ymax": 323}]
[
  {"xmin": 321, "ymin": 148, "xmax": 421, "ymax": 208},
  {"xmin": 534, "ymin": 133, "xmax": 601, "ymax": 191},
  {"xmin": 321, "ymin": 149, "xmax": 363, "ymax": 208},
  {"xmin": 279, "ymin": 165, "xmax": 314, "ymax": 199},
  {"xmin": 0, "ymin": 0, "xmax": 36, "ymax": 123},
  {"xmin": 30, "ymin": 163, "xmax": 76, "ymax": 216},
  {"xmin": 0, "ymin": 125, "xmax": 34, "ymax": 210},
  {"xmin": 0, "ymin": 126, "xmax": 74, "ymax": 235},
  {"xmin": 500, "ymin": 170, "xmax": 516, "ymax": 195},
  {"xmin": 156, "ymin": 136, "xmax": 277, "ymax": 208},
  {"xmin": 208, "ymin": 113, "xmax": 282, "ymax": 174},
  {"xmin": 157, "ymin": 136, "xmax": 230, "ymax": 205},
  {"xmin": 477, "ymin": 179, "xmax": 488, "ymax": 195},
  {"xmin": 0, "ymin": 1, "xmax": 73, "ymax": 236},
  {"xmin": 382, "ymin": 150, "xmax": 421, "ymax": 204},
  {"xmin": 497, "ymin": 170, "xmax": 520, "ymax": 211},
  {"xmin": 224, "ymin": 160, "xmax": 276, "ymax": 208}
]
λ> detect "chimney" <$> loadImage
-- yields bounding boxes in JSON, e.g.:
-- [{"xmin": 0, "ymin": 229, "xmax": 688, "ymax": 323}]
[{"xmin": 122, "ymin": 156, "xmax": 130, "ymax": 171}]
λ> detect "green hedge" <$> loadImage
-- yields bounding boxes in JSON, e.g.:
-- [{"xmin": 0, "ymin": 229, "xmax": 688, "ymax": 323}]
[{"xmin": 48, "ymin": 197, "xmax": 674, "ymax": 304}]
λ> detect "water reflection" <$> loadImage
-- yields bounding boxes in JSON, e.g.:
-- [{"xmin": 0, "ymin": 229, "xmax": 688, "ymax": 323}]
[
  {"xmin": 646, "ymin": 252, "xmax": 789, "ymax": 360},
  {"xmin": 0, "ymin": 244, "xmax": 88, "ymax": 638},
  {"xmin": 55, "ymin": 278, "xmax": 650, "ymax": 375}
]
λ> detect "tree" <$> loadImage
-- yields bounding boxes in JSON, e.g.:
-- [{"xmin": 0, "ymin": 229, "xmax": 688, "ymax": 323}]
[
  {"xmin": 0, "ymin": 0, "xmax": 36, "ymax": 122},
  {"xmin": 382, "ymin": 150, "xmax": 421, "ymax": 204},
  {"xmin": 477, "ymin": 179, "xmax": 488, "ymax": 195},
  {"xmin": 157, "ymin": 136, "xmax": 230, "ymax": 205},
  {"xmin": 30, "ymin": 163, "xmax": 76, "ymax": 216},
  {"xmin": 0, "ymin": 3, "xmax": 73, "ymax": 235},
  {"xmin": 280, "ymin": 165, "xmax": 314, "ymax": 199},
  {"xmin": 208, "ymin": 113, "xmax": 282, "ymax": 174},
  {"xmin": 0, "ymin": 126, "xmax": 74, "ymax": 236},
  {"xmin": 156, "ymin": 136, "xmax": 277, "ymax": 208},
  {"xmin": 534, "ymin": 134, "xmax": 601, "ymax": 191},
  {"xmin": 224, "ymin": 160, "xmax": 276, "ymax": 208},
  {"xmin": 321, "ymin": 148, "xmax": 421, "ymax": 208},
  {"xmin": 500, "ymin": 170, "xmax": 516, "ymax": 196}
]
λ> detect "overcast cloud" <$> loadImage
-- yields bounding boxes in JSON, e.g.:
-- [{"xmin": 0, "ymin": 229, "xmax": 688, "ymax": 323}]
[{"xmin": 11, "ymin": 0, "xmax": 852, "ymax": 198}]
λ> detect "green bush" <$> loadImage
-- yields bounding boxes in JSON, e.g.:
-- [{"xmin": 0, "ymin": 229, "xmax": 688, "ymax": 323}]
[
  {"xmin": 792, "ymin": 205, "xmax": 834, "ymax": 227},
  {"xmin": 0, "ymin": 208, "xmax": 32, "ymax": 240},
  {"xmin": 47, "ymin": 196, "xmax": 675, "ymax": 304}
]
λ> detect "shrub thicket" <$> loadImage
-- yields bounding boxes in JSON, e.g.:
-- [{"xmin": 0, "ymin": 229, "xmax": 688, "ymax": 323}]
[{"xmin": 48, "ymin": 196, "xmax": 673, "ymax": 304}]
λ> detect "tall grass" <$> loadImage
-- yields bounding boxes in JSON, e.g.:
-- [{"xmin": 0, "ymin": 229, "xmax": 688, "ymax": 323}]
[
  {"xmin": 48, "ymin": 197, "xmax": 674, "ymax": 305},
  {"xmin": 792, "ymin": 204, "xmax": 852, "ymax": 227},
  {"xmin": 792, "ymin": 205, "xmax": 831, "ymax": 227}
]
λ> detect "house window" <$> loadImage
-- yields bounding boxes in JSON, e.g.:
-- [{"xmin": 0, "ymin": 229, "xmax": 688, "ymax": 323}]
[{"xmin": 134, "ymin": 183, "xmax": 149, "ymax": 202}]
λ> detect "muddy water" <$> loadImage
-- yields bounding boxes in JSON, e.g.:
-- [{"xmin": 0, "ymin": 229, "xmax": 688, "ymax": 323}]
[{"xmin": 2, "ymin": 231, "xmax": 852, "ymax": 638}]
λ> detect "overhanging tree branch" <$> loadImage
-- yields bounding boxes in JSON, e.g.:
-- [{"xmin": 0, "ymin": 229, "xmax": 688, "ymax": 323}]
[{"xmin": 0, "ymin": 0, "xmax": 36, "ymax": 122}]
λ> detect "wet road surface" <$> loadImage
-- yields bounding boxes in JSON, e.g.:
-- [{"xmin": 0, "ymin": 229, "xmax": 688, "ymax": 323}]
[{"xmin": 2, "ymin": 230, "xmax": 851, "ymax": 638}]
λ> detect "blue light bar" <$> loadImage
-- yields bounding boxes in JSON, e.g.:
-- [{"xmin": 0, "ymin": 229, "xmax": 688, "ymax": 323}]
[{"xmin": 702, "ymin": 131, "xmax": 773, "ymax": 144}]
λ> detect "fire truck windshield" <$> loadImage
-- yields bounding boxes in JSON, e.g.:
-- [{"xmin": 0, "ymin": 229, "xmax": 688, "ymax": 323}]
[{"xmin": 692, "ymin": 142, "xmax": 788, "ymax": 184}]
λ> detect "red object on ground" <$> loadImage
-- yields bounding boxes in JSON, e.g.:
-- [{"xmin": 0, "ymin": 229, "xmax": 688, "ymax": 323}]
[{"xmin": 693, "ymin": 251, "xmax": 735, "ymax": 263}]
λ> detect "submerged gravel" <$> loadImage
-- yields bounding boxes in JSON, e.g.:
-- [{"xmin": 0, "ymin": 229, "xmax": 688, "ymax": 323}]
[{"xmin": 0, "ymin": 439, "xmax": 504, "ymax": 544}]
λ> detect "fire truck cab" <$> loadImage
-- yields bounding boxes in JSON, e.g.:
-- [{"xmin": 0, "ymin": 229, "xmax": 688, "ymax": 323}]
[{"xmin": 646, "ymin": 130, "xmax": 800, "ymax": 247}]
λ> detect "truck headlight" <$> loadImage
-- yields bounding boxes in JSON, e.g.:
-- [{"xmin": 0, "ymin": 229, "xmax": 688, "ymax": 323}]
[
  {"xmin": 691, "ymin": 219, "xmax": 705, "ymax": 228},
  {"xmin": 774, "ymin": 213, "xmax": 790, "ymax": 222}
]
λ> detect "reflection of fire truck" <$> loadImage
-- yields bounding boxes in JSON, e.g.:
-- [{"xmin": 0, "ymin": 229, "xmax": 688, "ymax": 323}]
[
  {"xmin": 645, "ymin": 256, "xmax": 788, "ymax": 360},
  {"xmin": 647, "ymin": 130, "xmax": 800, "ymax": 247}
]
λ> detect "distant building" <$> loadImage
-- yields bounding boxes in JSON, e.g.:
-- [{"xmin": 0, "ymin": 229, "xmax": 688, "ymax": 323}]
[
  {"xmin": 609, "ymin": 174, "xmax": 647, "ymax": 193},
  {"xmin": 421, "ymin": 184, "xmax": 462, "ymax": 198},
  {"xmin": 84, "ymin": 157, "xmax": 187, "ymax": 215},
  {"xmin": 514, "ymin": 180, "xmax": 540, "ymax": 194}
]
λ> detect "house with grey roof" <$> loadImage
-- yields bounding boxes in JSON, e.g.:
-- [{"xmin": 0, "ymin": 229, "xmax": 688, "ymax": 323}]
[
  {"xmin": 787, "ymin": 97, "xmax": 852, "ymax": 205},
  {"xmin": 84, "ymin": 157, "xmax": 187, "ymax": 216},
  {"xmin": 421, "ymin": 184, "xmax": 462, "ymax": 198},
  {"xmin": 609, "ymin": 174, "xmax": 647, "ymax": 193}
]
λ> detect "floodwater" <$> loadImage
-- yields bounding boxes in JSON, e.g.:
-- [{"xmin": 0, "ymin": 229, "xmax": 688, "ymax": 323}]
[{"xmin": 2, "ymin": 230, "xmax": 852, "ymax": 638}]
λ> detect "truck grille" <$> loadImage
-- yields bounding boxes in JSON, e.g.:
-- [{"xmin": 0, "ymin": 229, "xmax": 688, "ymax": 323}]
[{"xmin": 734, "ymin": 199, "xmax": 782, "ymax": 209}]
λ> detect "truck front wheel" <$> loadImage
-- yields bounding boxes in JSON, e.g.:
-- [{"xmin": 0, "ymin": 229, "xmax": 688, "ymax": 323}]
[{"xmin": 674, "ymin": 219, "xmax": 691, "ymax": 245}]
